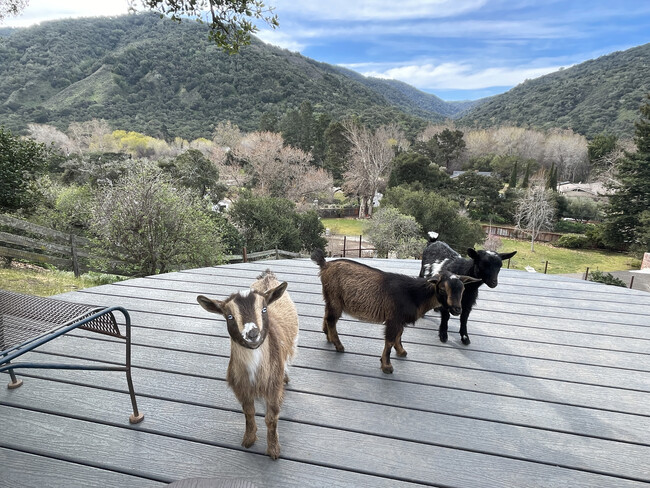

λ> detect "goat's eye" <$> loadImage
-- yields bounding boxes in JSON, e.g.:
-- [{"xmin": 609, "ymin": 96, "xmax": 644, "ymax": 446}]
[
  {"xmin": 227, "ymin": 314, "xmax": 233, "ymax": 320},
  {"xmin": 262, "ymin": 307, "xmax": 267, "ymax": 313}
]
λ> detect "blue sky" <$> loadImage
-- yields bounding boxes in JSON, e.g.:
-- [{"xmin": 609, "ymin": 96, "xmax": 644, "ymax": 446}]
[{"xmin": 4, "ymin": 0, "xmax": 650, "ymax": 101}]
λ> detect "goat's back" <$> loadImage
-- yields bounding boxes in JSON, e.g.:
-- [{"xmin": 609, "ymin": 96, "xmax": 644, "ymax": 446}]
[
  {"xmin": 251, "ymin": 270, "xmax": 299, "ymax": 362},
  {"xmin": 319, "ymin": 259, "xmax": 435, "ymax": 323},
  {"xmin": 422, "ymin": 241, "xmax": 462, "ymax": 264}
]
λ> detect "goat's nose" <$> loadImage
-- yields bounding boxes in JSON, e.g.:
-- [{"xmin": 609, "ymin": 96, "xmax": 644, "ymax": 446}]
[
  {"xmin": 246, "ymin": 327, "xmax": 259, "ymax": 340},
  {"xmin": 450, "ymin": 306, "xmax": 461, "ymax": 316}
]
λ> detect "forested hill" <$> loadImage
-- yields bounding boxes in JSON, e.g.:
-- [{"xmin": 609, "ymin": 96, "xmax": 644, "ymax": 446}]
[
  {"xmin": 0, "ymin": 13, "xmax": 450, "ymax": 140},
  {"xmin": 332, "ymin": 66, "xmax": 483, "ymax": 118},
  {"xmin": 459, "ymin": 43, "xmax": 650, "ymax": 138}
]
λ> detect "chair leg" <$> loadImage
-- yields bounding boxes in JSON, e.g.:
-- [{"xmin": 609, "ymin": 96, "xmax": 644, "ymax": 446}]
[
  {"xmin": 7, "ymin": 368, "xmax": 23, "ymax": 389},
  {"xmin": 126, "ymin": 370, "xmax": 144, "ymax": 424}
]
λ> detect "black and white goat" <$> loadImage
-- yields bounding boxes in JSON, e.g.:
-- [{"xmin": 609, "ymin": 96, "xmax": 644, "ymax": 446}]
[
  {"xmin": 197, "ymin": 270, "xmax": 299, "ymax": 460},
  {"xmin": 419, "ymin": 233, "xmax": 516, "ymax": 345},
  {"xmin": 312, "ymin": 248, "xmax": 479, "ymax": 373}
]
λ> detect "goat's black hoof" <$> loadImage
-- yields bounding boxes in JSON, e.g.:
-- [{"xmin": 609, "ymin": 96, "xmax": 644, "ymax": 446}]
[
  {"xmin": 439, "ymin": 332, "xmax": 448, "ymax": 343},
  {"xmin": 461, "ymin": 335, "xmax": 471, "ymax": 345},
  {"xmin": 381, "ymin": 364, "xmax": 394, "ymax": 374}
]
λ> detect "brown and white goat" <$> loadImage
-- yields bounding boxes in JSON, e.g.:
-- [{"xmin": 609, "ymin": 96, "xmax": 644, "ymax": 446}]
[
  {"xmin": 311, "ymin": 249, "xmax": 480, "ymax": 374},
  {"xmin": 197, "ymin": 270, "xmax": 299, "ymax": 460}
]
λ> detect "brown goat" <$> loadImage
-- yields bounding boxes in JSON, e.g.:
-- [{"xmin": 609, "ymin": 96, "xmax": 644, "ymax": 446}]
[
  {"xmin": 311, "ymin": 249, "xmax": 480, "ymax": 373},
  {"xmin": 197, "ymin": 270, "xmax": 299, "ymax": 459}
]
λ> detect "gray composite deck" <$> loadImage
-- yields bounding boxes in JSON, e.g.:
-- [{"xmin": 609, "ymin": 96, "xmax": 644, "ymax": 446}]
[{"xmin": 1, "ymin": 257, "xmax": 650, "ymax": 487}]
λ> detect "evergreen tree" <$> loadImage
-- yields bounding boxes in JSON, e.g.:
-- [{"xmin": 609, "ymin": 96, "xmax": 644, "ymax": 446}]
[
  {"xmin": 521, "ymin": 160, "xmax": 531, "ymax": 188},
  {"xmin": 546, "ymin": 162, "xmax": 558, "ymax": 191},
  {"xmin": 508, "ymin": 161, "xmax": 518, "ymax": 188},
  {"xmin": 603, "ymin": 95, "xmax": 650, "ymax": 252}
]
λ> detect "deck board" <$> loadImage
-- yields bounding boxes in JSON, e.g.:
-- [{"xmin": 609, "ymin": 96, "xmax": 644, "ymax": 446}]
[{"xmin": 2, "ymin": 257, "xmax": 650, "ymax": 487}]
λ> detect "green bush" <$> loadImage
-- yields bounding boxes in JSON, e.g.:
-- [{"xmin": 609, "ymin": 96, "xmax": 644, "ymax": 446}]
[
  {"xmin": 554, "ymin": 233, "xmax": 591, "ymax": 249},
  {"xmin": 554, "ymin": 220, "xmax": 590, "ymax": 234},
  {"xmin": 588, "ymin": 270, "xmax": 628, "ymax": 287}
]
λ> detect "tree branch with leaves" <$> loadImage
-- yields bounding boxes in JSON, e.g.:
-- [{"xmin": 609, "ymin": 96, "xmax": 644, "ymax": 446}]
[{"xmin": 131, "ymin": 0, "xmax": 278, "ymax": 54}]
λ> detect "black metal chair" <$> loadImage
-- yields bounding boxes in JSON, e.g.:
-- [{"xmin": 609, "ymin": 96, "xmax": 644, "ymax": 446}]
[{"xmin": 0, "ymin": 290, "xmax": 143, "ymax": 423}]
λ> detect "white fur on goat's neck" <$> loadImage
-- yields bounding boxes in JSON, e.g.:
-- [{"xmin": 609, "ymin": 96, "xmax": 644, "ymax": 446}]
[
  {"xmin": 234, "ymin": 345, "xmax": 264, "ymax": 384},
  {"xmin": 428, "ymin": 258, "xmax": 449, "ymax": 277}
]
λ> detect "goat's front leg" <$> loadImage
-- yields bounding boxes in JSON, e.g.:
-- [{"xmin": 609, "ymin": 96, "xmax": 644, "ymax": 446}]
[
  {"xmin": 438, "ymin": 309, "xmax": 450, "ymax": 343},
  {"xmin": 265, "ymin": 399, "xmax": 282, "ymax": 460},
  {"xmin": 240, "ymin": 398, "xmax": 258, "ymax": 448},
  {"xmin": 458, "ymin": 307, "xmax": 471, "ymax": 345},
  {"xmin": 323, "ymin": 304, "xmax": 344, "ymax": 352}
]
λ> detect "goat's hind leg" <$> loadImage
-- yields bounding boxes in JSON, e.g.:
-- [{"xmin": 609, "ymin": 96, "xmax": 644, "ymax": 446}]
[
  {"xmin": 394, "ymin": 327, "xmax": 407, "ymax": 357},
  {"xmin": 380, "ymin": 322, "xmax": 404, "ymax": 374},
  {"xmin": 323, "ymin": 303, "xmax": 344, "ymax": 352}
]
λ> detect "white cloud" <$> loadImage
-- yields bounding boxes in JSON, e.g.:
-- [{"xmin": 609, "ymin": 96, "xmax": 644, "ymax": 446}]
[
  {"xmin": 256, "ymin": 30, "xmax": 306, "ymax": 52},
  {"xmin": 2, "ymin": 0, "xmax": 129, "ymax": 27},
  {"xmin": 271, "ymin": 0, "xmax": 488, "ymax": 21},
  {"xmin": 359, "ymin": 62, "xmax": 564, "ymax": 90}
]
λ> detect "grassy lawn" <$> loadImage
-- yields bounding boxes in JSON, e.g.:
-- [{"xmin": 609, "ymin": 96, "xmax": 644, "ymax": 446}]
[
  {"xmin": 0, "ymin": 262, "xmax": 124, "ymax": 297},
  {"xmin": 490, "ymin": 238, "xmax": 639, "ymax": 274},
  {"xmin": 321, "ymin": 218, "xmax": 365, "ymax": 236},
  {"xmin": 320, "ymin": 218, "xmax": 639, "ymax": 274}
]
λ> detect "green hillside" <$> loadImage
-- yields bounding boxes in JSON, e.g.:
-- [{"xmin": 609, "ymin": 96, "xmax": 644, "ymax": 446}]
[
  {"xmin": 332, "ymin": 66, "xmax": 482, "ymax": 119},
  {"xmin": 459, "ymin": 43, "xmax": 650, "ymax": 137},
  {"xmin": 0, "ymin": 14, "xmax": 433, "ymax": 139}
]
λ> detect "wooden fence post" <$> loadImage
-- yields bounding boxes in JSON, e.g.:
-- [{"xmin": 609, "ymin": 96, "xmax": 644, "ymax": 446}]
[
  {"xmin": 70, "ymin": 234, "xmax": 80, "ymax": 278},
  {"xmin": 583, "ymin": 267, "xmax": 590, "ymax": 280},
  {"xmin": 544, "ymin": 261, "xmax": 548, "ymax": 274},
  {"xmin": 243, "ymin": 247, "xmax": 247, "ymax": 263},
  {"xmin": 343, "ymin": 236, "xmax": 347, "ymax": 257},
  {"xmin": 630, "ymin": 276, "xmax": 635, "ymax": 289}
]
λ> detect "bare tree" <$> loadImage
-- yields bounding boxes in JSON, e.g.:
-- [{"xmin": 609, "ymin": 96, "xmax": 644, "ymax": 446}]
[
  {"xmin": 515, "ymin": 175, "xmax": 556, "ymax": 252},
  {"xmin": 28, "ymin": 124, "xmax": 75, "ymax": 154},
  {"xmin": 67, "ymin": 119, "xmax": 114, "ymax": 155},
  {"xmin": 230, "ymin": 131, "xmax": 331, "ymax": 203},
  {"xmin": 542, "ymin": 130, "xmax": 589, "ymax": 182},
  {"xmin": 342, "ymin": 121, "xmax": 404, "ymax": 218}
]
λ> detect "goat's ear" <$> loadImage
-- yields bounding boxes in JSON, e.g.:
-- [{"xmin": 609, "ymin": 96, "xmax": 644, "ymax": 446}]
[
  {"xmin": 197, "ymin": 295, "xmax": 225, "ymax": 315},
  {"xmin": 467, "ymin": 248, "xmax": 479, "ymax": 260},
  {"xmin": 499, "ymin": 250, "xmax": 517, "ymax": 260},
  {"xmin": 265, "ymin": 282, "xmax": 288, "ymax": 305},
  {"xmin": 459, "ymin": 275, "xmax": 482, "ymax": 284},
  {"xmin": 426, "ymin": 273, "xmax": 441, "ymax": 285}
]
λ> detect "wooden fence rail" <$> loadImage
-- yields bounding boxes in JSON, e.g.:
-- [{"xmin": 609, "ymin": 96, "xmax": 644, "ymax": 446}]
[
  {"xmin": 0, "ymin": 214, "xmax": 108, "ymax": 277},
  {"xmin": 223, "ymin": 248, "xmax": 304, "ymax": 263}
]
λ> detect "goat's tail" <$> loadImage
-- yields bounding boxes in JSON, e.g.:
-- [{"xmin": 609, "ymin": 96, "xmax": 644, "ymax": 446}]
[
  {"xmin": 427, "ymin": 231, "xmax": 439, "ymax": 243},
  {"xmin": 310, "ymin": 248, "xmax": 327, "ymax": 268}
]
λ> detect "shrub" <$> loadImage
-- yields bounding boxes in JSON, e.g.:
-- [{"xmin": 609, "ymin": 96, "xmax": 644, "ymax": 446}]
[
  {"xmin": 363, "ymin": 207, "xmax": 426, "ymax": 258},
  {"xmin": 229, "ymin": 195, "xmax": 326, "ymax": 253},
  {"xmin": 554, "ymin": 220, "xmax": 590, "ymax": 234},
  {"xmin": 588, "ymin": 270, "xmax": 628, "ymax": 288},
  {"xmin": 90, "ymin": 161, "xmax": 225, "ymax": 276},
  {"xmin": 381, "ymin": 186, "xmax": 485, "ymax": 251},
  {"xmin": 554, "ymin": 233, "xmax": 591, "ymax": 249},
  {"xmin": 483, "ymin": 234, "xmax": 503, "ymax": 252}
]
